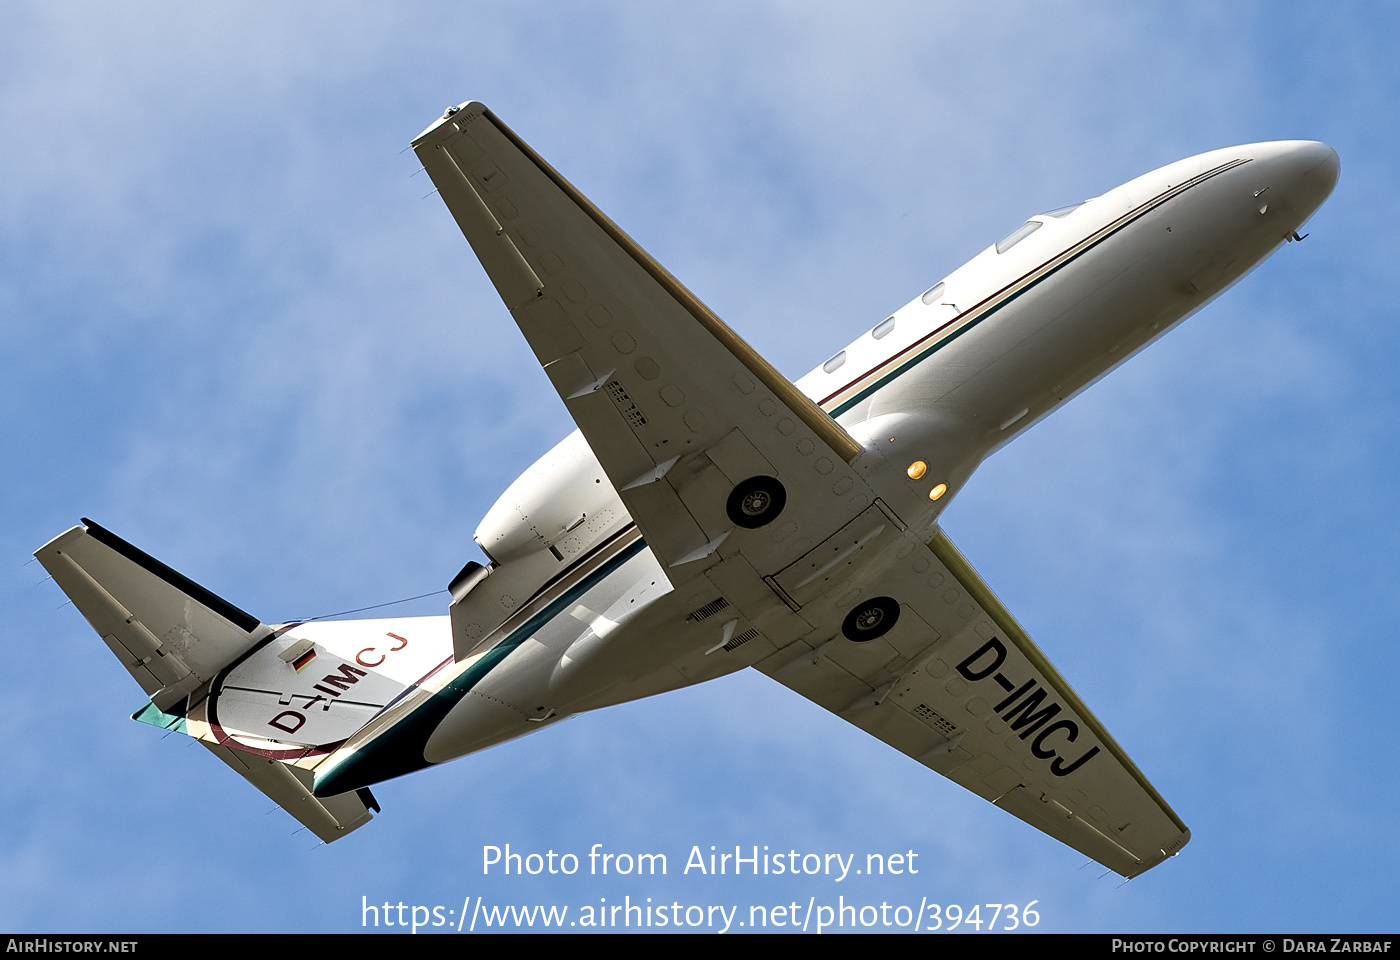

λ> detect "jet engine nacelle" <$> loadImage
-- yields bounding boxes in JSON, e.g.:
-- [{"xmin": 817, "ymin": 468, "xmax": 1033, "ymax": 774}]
[{"xmin": 475, "ymin": 430, "xmax": 625, "ymax": 564}]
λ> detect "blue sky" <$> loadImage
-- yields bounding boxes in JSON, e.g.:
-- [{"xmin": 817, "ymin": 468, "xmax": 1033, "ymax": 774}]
[{"xmin": 3, "ymin": 1, "xmax": 1397, "ymax": 933}]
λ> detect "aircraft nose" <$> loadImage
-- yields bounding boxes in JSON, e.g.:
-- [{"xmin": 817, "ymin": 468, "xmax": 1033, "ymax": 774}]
[{"xmin": 1253, "ymin": 140, "xmax": 1340, "ymax": 220}]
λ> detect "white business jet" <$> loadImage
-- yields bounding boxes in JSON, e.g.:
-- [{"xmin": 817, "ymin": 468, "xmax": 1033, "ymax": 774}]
[{"xmin": 36, "ymin": 102, "xmax": 1338, "ymax": 878}]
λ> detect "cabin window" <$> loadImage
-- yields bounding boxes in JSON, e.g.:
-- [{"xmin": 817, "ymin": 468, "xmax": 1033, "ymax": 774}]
[
  {"xmin": 1039, "ymin": 202, "xmax": 1084, "ymax": 218},
  {"xmin": 995, "ymin": 220, "xmax": 1042, "ymax": 254},
  {"xmin": 823, "ymin": 351, "xmax": 847, "ymax": 374},
  {"xmin": 919, "ymin": 282, "xmax": 945, "ymax": 306},
  {"xmin": 872, "ymin": 316, "xmax": 896, "ymax": 339}
]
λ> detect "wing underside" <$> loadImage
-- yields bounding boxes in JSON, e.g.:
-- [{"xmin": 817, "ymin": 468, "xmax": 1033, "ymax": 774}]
[
  {"xmin": 413, "ymin": 103, "xmax": 869, "ymax": 588},
  {"xmin": 756, "ymin": 525, "xmax": 1189, "ymax": 878}
]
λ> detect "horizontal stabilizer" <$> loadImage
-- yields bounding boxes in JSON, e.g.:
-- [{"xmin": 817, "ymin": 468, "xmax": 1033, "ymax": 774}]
[
  {"xmin": 203, "ymin": 741, "xmax": 375, "ymax": 842},
  {"xmin": 134, "ymin": 699, "xmax": 376, "ymax": 842},
  {"xmin": 38, "ymin": 520, "xmax": 378, "ymax": 841},
  {"xmin": 36, "ymin": 520, "xmax": 268, "ymax": 712}
]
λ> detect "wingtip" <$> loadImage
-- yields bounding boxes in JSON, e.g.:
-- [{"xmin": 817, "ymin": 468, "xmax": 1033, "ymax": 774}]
[
  {"xmin": 412, "ymin": 99, "xmax": 487, "ymax": 145},
  {"xmin": 34, "ymin": 521, "xmax": 89, "ymax": 558}
]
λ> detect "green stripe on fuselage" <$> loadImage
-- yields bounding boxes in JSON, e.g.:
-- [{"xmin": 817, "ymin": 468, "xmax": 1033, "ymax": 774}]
[
  {"xmin": 828, "ymin": 234, "xmax": 1103, "ymax": 419},
  {"xmin": 826, "ymin": 162, "xmax": 1239, "ymax": 420},
  {"xmin": 313, "ymin": 537, "xmax": 648, "ymax": 797}
]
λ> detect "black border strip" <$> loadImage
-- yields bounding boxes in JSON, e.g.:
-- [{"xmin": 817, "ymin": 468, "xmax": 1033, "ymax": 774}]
[{"xmin": 79, "ymin": 518, "xmax": 262, "ymax": 633}]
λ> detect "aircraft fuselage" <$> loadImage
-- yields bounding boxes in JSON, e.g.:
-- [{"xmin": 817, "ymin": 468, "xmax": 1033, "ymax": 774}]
[{"xmin": 301, "ymin": 140, "xmax": 1339, "ymax": 795}]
